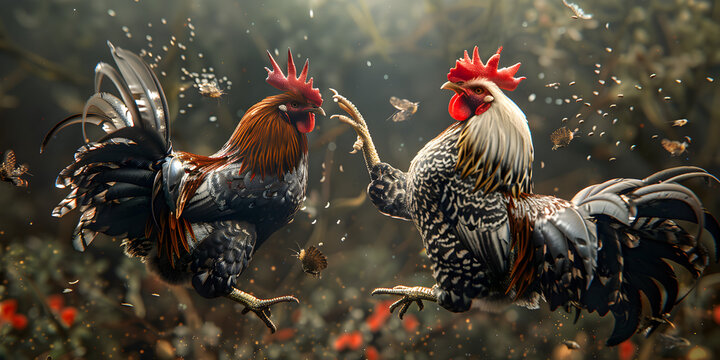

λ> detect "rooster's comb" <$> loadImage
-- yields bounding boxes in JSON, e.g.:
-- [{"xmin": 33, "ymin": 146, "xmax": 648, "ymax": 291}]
[
  {"xmin": 265, "ymin": 49, "xmax": 322, "ymax": 106},
  {"xmin": 447, "ymin": 46, "xmax": 525, "ymax": 91}
]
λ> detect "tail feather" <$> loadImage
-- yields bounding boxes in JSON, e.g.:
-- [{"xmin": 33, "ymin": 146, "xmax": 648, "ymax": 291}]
[
  {"xmin": 575, "ymin": 192, "xmax": 633, "ymax": 226},
  {"xmin": 625, "ymin": 245, "xmax": 679, "ymax": 314},
  {"xmin": 705, "ymin": 211, "xmax": 720, "ymax": 259},
  {"xmin": 108, "ymin": 42, "xmax": 170, "ymax": 146},
  {"xmin": 72, "ymin": 222, "xmax": 98, "ymax": 251},
  {"xmin": 41, "ymin": 114, "xmax": 114, "ymax": 153},
  {"xmin": 606, "ymin": 286, "xmax": 641, "ymax": 346},
  {"xmin": 93, "ymin": 61, "xmax": 142, "ymax": 128},
  {"xmin": 81, "ymin": 92, "xmax": 133, "ymax": 142},
  {"xmin": 98, "ymin": 127, "xmax": 166, "ymax": 157},
  {"xmin": 642, "ymin": 166, "xmax": 715, "ymax": 184},
  {"xmin": 626, "ymin": 271, "xmax": 662, "ymax": 317},
  {"xmin": 45, "ymin": 43, "xmax": 173, "ymax": 258},
  {"xmin": 517, "ymin": 167, "xmax": 720, "ymax": 345},
  {"xmin": 572, "ymin": 167, "xmax": 718, "ymax": 345},
  {"xmin": 92, "ymin": 168, "xmax": 155, "ymax": 187},
  {"xmin": 594, "ymin": 220, "xmax": 623, "ymax": 300},
  {"xmin": 104, "ymin": 183, "xmax": 152, "ymax": 201},
  {"xmin": 84, "ymin": 197, "xmax": 150, "ymax": 235}
]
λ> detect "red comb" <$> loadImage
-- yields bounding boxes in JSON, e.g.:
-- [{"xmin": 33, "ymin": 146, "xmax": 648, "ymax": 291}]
[
  {"xmin": 447, "ymin": 46, "xmax": 525, "ymax": 91},
  {"xmin": 265, "ymin": 49, "xmax": 323, "ymax": 106}
]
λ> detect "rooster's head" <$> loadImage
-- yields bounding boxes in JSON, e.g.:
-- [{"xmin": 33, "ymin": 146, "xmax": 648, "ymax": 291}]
[
  {"xmin": 441, "ymin": 46, "xmax": 525, "ymax": 121},
  {"xmin": 265, "ymin": 49, "xmax": 325, "ymax": 133}
]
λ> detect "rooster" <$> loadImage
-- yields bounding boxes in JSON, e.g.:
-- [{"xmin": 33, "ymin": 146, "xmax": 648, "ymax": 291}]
[
  {"xmin": 42, "ymin": 43, "xmax": 325, "ymax": 332},
  {"xmin": 331, "ymin": 46, "xmax": 719, "ymax": 345}
]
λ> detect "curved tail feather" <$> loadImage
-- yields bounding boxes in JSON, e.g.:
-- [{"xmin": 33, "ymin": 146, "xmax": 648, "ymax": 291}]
[
  {"xmin": 46, "ymin": 43, "xmax": 181, "ymax": 262},
  {"xmin": 513, "ymin": 167, "xmax": 718, "ymax": 346}
]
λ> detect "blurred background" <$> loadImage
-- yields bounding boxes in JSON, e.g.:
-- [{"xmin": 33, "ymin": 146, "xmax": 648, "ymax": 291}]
[{"xmin": 1, "ymin": 0, "xmax": 719, "ymax": 359}]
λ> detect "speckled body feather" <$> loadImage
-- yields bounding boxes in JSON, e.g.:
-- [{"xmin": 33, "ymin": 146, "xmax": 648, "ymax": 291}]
[{"xmin": 363, "ymin": 73, "xmax": 718, "ymax": 346}]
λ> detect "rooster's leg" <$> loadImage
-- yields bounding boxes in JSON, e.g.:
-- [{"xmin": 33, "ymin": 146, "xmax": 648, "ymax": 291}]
[
  {"xmin": 371, "ymin": 285, "xmax": 438, "ymax": 319},
  {"xmin": 329, "ymin": 88, "xmax": 380, "ymax": 172},
  {"xmin": 226, "ymin": 288, "xmax": 298, "ymax": 333}
]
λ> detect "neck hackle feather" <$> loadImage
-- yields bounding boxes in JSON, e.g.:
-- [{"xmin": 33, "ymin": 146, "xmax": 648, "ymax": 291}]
[
  {"xmin": 449, "ymin": 47, "xmax": 533, "ymax": 197},
  {"xmin": 175, "ymin": 93, "xmax": 308, "ymax": 215}
]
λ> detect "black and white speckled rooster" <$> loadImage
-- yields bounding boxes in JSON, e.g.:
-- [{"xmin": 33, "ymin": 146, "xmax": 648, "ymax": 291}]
[
  {"xmin": 331, "ymin": 46, "xmax": 719, "ymax": 345},
  {"xmin": 42, "ymin": 43, "xmax": 325, "ymax": 332}
]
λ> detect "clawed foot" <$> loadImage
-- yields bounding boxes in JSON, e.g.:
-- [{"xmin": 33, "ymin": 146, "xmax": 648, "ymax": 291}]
[
  {"xmin": 226, "ymin": 288, "xmax": 298, "ymax": 333},
  {"xmin": 329, "ymin": 88, "xmax": 380, "ymax": 168},
  {"xmin": 371, "ymin": 285, "xmax": 437, "ymax": 319}
]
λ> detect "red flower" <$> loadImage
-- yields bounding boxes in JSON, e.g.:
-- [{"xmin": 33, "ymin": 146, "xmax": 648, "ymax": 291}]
[
  {"xmin": 366, "ymin": 300, "xmax": 393, "ymax": 332},
  {"xmin": 334, "ymin": 331, "xmax": 363, "ymax": 352},
  {"xmin": 0, "ymin": 299, "xmax": 18, "ymax": 320},
  {"xmin": 365, "ymin": 345, "xmax": 380, "ymax": 360},
  {"xmin": 713, "ymin": 305, "xmax": 720, "ymax": 325},
  {"xmin": 618, "ymin": 339, "xmax": 636, "ymax": 360},
  {"xmin": 10, "ymin": 313, "xmax": 27, "ymax": 330},
  {"xmin": 265, "ymin": 328, "xmax": 296, "ymax": 343},
  {"xmin": 47, "ymin": 295, "xmax": 64, "ymax": 312},
  {"xmin": 60, "ymin": 307, "xmax": 77, "ymax": 327},
  {"xmin": 402, "ymin": 314, "xmax": 420, "ymax": 333},
  {"xmin": 347, "ymin": 331, "xmax": 362, "ymax": 350}
]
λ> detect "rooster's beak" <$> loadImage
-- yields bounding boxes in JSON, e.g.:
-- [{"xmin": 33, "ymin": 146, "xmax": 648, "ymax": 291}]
[
  {"xmin": 310, "ymin": 106, "xmax": 326, "ymax": 116},
  {"xmin": 441, "ymin": 81, "xmax": 464, "ymax": 95}
]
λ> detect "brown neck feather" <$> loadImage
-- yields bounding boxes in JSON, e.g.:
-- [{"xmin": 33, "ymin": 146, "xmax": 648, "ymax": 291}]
[{"xmin": 174, "ymin": 93, "xmax": 307, "ymax": 214}]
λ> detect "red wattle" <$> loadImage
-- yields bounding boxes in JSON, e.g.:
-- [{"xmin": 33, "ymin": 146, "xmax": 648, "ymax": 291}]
[
  {"xmin": 297, "ymin": 112, "xmax": 315, "ymax": 133},
  {"xmin": 448, "ymin": 94, "xmax": 472, "ymax": 121}
]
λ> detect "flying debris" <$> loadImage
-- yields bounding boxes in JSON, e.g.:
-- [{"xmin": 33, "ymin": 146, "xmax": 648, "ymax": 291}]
[
  {"xmin": 661, "ymin": 139, "xmax": 688, "ymax": 156},
  {"xmin": 388, "ymin": 96, "xmax": 419, "ymax": 122},
  {"xmin": 656, "ymin": 333, "xmax": 691, "ymax": 350},
  {"xmin": 671, "ymin": 119, "xmax": 688, "ymax": 127},
  {"xmin": 562, "ymin": 340, "xmax": 581, "ymax": 350},
  {"xmin": 198, "ymin": 80, "xmax": 226, "ymax": 99},
  {"xmin": 562, "ymin": 0, "xmax": 593, "ymax": 19},
  {"xmin": 545, "ymin": 82, "xmax": 560, "ymax": 88},
  {"xmin": 0, "ymin": 150, "xmax": 29, "ymax": 187},
  {"xmin": 293, "ymin": 246, "xmax": 328, "ymax": 278},
  {"xmin": 550, "ymin": 127, "xmax": 577, "ymax": 150}
]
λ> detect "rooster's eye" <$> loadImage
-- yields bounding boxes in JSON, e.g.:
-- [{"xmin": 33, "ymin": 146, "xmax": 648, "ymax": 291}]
[
  {"xmin": 474, "ymin": 88, "xmax": 484, "ymax": 94},
  {"xmin": 291, "ymin": 102, "xmax": 299, "ymax": 108}
]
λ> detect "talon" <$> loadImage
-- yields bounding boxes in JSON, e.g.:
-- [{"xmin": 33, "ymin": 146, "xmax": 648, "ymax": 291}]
[
  {"xmin": 329, "ymin": 89, "xmax": 381, "ymax": 169},
  {"xmin": 371, "ymin": 285, "xmax": 437, "ymax": 319},
  {"xmin": 226, "ymin": 288, "xmax": 298, "ymax": 333}
]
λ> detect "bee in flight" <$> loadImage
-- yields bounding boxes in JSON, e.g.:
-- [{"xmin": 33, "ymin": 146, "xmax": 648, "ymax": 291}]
[
  {"xmin": 387, "ymin": 96, "xmax": 419, "ymax": 122},
  {"xmin": 550, "ymin": 127, "xmax": 578, "ymax": 150},
  {"xmin": 292, "ymin": 246, "xmax": 328, "ymax": 278},
  {"xmin": 0, "ymin": 150, "xmax": 29, "ymax": 187},
  {"xmin": 197, "ymin": 81, "xmax": 226, "ymax": 99},
  {"xmin": 661, "ymin": 138, "xmax": 688, "ymax": 156}
]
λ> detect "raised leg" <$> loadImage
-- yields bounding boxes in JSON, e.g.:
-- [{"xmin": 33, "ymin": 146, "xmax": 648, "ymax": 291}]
[
  {"xmin": 329, "ymin": 89, "xmax": 380, "ymax": 172},
  {"xmin": 189, "ymin": 221, "xmax": 298, "ymax": 332},
  {"xmin": 371, "ymin": 285, "xmax": 439, "ymax": 319}
]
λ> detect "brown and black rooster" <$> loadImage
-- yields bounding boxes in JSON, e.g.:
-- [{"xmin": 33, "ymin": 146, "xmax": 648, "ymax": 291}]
[
  {"xmin": 331, "ymin": 46, "xmax": 719, "ymax": 345},
  {"xmin": 42, "ymin": 43, "xmax": 325, "ymax": 331}
]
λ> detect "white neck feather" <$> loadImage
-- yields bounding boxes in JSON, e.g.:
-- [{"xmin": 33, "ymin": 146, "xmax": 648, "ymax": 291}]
[{"xmin": 456, "ymin": 81, "xmax": 534, "ymax": 194}]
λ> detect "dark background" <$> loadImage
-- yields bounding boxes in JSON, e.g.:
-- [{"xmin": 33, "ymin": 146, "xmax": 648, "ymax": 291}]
[{"xmin": 1, "ymin": 0, "xmax": 719, "ymax": 359}]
